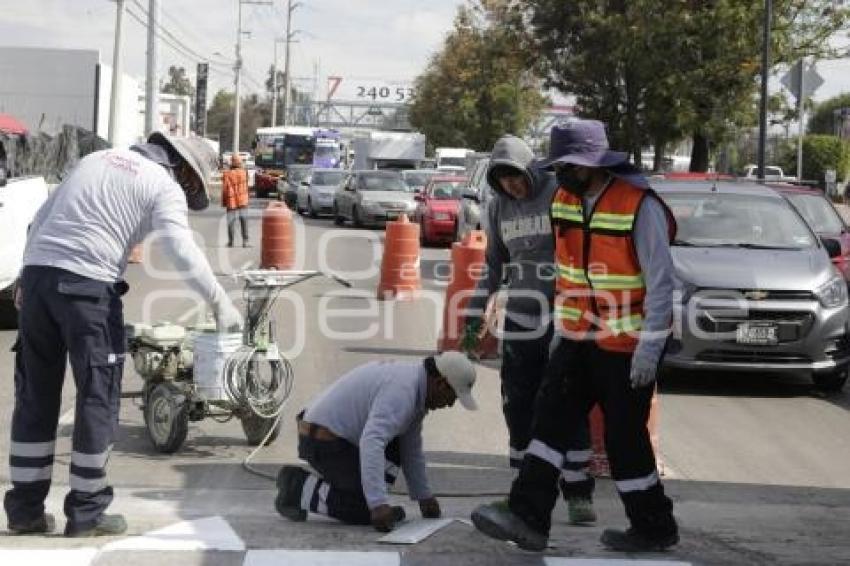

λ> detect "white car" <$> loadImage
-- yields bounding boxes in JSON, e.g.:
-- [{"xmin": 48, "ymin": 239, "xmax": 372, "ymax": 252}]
[
  {"xmin": 297, "ymin": 168, "xmax": 346, "ymax": 217},
  {"xmin": 0, "ymin": 175, "xmax": 49, "ymax": 327}
]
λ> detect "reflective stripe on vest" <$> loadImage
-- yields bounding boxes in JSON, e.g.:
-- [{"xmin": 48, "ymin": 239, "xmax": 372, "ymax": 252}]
[{"xmin": 551, "ymin": 202, "xmax": 583, "ymax": 223}]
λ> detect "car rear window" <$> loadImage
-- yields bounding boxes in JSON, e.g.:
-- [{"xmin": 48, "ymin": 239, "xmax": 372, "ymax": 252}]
[
  {"xmin": 361, "ymin": 175, "xmax": 409, "ymax": 192},
  {"xmin": 312, "ymin": 171, "xmax": 345, "ymax": 186}
]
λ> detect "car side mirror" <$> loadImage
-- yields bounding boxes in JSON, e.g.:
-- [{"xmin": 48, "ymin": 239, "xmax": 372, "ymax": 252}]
[
  {"xmin": 414, "ymin": 194, "xmax": 424, "ymax": 202},
  {"xmin": 462, "ymin": 189, "xmax": 479, "ymax": 203},
  {"xmin": 821, "ymin": 237, "xmax": 842, "ymax": 259}
]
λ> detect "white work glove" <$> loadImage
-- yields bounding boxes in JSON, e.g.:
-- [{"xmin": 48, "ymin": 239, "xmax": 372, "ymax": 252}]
[
  {"xmin": 629, "ymin": 350, "xmax": 660, "ymax": 389},
  {"xmin": 214, "ymin": 298, "xmax": 243, "ymax": 333}
]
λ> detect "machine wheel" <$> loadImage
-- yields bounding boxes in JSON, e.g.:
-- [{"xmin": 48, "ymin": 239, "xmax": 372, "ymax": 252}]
[
  {"xmin": 813, "ymin": 367, "xmax": 848, "ymax": 393},
  {"xmin": 240, "ymin": 412, "xmax": 282, "ymax": 446},
  {"xmin": 333, "ymin": 204, "xmax": 345, "ymax": 226},
  {"xmin": 144, "ymin": 382, "xmax": 190, "ymax": 453},
  {"xmin": 308, "ymin": 198, "xmax": 318, "ymax": 218}
]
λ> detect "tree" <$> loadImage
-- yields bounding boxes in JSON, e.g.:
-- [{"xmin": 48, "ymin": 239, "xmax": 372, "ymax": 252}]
[
  {"xmin": 205, "ymin": 89, "xmax": 271, "ymax": 151},
  {"xmin": 498, "ymin": 1, "xmax": 848, "ymax": 171},
  {"xmin": 161, "ymin": 65, "xmax": 194, "ymax": 97},
  {"xmin": 409, "ymin": 3, "xmax": 547, "ymax": 151},
  {"xmin": 808, "ymin": 93, "xmax": 850, "ymax": 136}
]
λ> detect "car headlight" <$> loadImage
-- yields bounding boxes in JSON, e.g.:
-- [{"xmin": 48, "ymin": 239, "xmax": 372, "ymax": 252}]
[{"xmin": 815, "ymin": 276, "xmax": 848, "ymax": 308}]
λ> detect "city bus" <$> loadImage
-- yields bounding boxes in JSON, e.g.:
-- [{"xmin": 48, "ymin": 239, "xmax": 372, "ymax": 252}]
[
  {"xmin": 313, "ymin": 128, "xmax": 343, "ymax": 169},
  {"xmin": 253, "ymin": 126, "xmax": 316, "ymax": 198}
]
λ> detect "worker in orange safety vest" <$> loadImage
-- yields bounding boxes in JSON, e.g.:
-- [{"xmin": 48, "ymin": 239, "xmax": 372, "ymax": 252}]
[{"xmin": 221, "ymin": 154, "xmax": 251, "ymax": 247}]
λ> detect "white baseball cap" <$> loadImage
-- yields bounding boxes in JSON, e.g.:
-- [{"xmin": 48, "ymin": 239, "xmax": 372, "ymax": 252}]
[{"xmin": 434, "ymin": 351, "xmax": 478, "ymax": 411}]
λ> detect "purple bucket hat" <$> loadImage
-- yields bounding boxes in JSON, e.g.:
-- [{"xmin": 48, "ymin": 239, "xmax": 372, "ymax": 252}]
[{"xmin": 542, "ymin": 119, "xmax": 629, "ymax": 169}]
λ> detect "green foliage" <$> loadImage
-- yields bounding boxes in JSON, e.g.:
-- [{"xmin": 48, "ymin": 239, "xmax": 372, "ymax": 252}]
[
  {"xmin": 497, "ymin": 0, "xmax": 848, "ymax": 171},
  {"xmin": 801, "ymin": 134, "xmax": 850, "ymax": 184},
  {"xmin": 808, "ymin": 93, "xmax": 850, "ymax": 135},
  {"xmin": 161, "ymin": 66, "xmax": 194, "ymax": 97},
  {"xmin": 205, "ymin": 90, "xmax": 271, "ymax": 151},
  {"xmin": 409, "ymin": 3, "xmax": 547, "ymax": 151}
]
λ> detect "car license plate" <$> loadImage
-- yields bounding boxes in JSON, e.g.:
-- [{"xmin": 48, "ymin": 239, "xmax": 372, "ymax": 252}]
[{"xmin": 736, "ymin": 322, "xmax": 778, "ymax": 345}]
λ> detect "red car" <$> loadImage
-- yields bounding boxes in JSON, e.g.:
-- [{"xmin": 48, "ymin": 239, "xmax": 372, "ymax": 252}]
[
  {"xmin": 773, "ymin": 185, "xmax": 850, "ymax": 282},
  {"xmin": 414, "ymin": 176, "xmax": 467, "ymax": 245}
]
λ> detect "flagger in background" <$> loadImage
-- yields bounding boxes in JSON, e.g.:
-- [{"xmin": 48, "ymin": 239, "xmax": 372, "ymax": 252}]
[
  {"xmin": 221, "ymin": 153, "xmax": 251, "ymax": 248},
  {"xmin": 462, "ymin": 135, "xmax": 596, "ymax": 525},
  {"xmin": 274, "ymin": 352, "xmax": 478, "ymax": 533},
  {"xmin": 4, "ymin": 133, "xmax": 242, "ymax": 538},
  {"xmin": 472, "ymin": 119, "xmax": 679, "ymax": 552}
]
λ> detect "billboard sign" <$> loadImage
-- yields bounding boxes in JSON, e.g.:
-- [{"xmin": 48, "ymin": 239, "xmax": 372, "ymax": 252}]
[{"xmin": 326, "ymin": 76, "xmax": 416, "ymax": 104}]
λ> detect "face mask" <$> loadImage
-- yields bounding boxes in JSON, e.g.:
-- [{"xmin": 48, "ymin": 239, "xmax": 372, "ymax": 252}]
[{"xmin": 556, "ymin": 167, "xmax": 592, "ymax": 195}]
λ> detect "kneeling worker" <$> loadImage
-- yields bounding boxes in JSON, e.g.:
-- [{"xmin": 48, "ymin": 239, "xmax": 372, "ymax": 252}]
[{"xmin": 275, "ymin": 352, "xmax": 478, "ymax": 532}]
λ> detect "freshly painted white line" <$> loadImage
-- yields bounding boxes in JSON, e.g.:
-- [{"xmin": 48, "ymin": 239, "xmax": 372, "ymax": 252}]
[
  {"xmin": 377, "ymin": 518, "xmax": 455, "ymax": 544},
  {"xmin": 244, "ymin": 550, "xmax": 400, "ymax": 566},
  {"xmin": 544, "ymin": 559, "xmax": 692, "ymax": 565},
  {"xmin": 102, "ymin": 515, "xmax": 245, "ymax": 552},
  {"xmin": 0, "ymin": 548, "xmax": 97, "ymax": 566}
]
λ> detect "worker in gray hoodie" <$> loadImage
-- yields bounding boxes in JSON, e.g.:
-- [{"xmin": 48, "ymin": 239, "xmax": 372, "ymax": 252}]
[{"xmin": 461, "ymin": 135, "xmax": 595, "ymax": 524}]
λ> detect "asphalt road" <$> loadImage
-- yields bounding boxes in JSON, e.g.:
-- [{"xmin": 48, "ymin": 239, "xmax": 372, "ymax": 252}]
[{"xmin": 0, "ymin": 196, "xmax": 849, "ymax": 564}]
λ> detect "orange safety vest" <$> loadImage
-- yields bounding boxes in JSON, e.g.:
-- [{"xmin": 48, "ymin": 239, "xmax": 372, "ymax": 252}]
[
  {"xmin": 550, "ymin": 178, "xmax": 676, "ymax": 353},
  {"xmin": 222, "ymin": 168, "xmax": 250, "ymax": 210}
]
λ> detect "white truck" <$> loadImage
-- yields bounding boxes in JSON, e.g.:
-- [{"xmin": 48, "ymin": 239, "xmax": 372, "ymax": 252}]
[
  {"xmin": 436, "ymin": 147, "xmax": 473, "ymax": 173},
  {"xmin": 352, "ymin": 131, "xmax": 426, "ymax": 171},
  {"xmin": 741, "ymin": 164, "xmax": 794, "ymax": 181},
  {"xmin": 0, "ymin": 175, "xmax": 49, "ymax": 327}
]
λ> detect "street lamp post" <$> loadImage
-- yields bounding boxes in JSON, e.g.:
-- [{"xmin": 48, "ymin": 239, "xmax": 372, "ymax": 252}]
[
  {"xmin": 757, "ymin": 0, "xmax": 773, "ymax": 182},
  {"xmin": 282, "ymin": 0, "xmax": 301, "ymax": 127},
  {"xmin": 271, "ymin": 38, "xmax": 286, "ymax": 126}
]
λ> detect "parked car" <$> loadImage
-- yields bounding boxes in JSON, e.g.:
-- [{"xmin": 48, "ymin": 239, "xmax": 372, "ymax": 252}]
[
  {"xmin": 741, "ymin": 164, "xmax": 791, "ymax": 181},
  {"xmin": 297, "ymin": 168, "xmax": 347, "ymax": 217},
  {"xmin": 658, "ymin": 180, "xmax": 849, "ymax": 392},
  {"xmin": 413, "ymin": 175, "xmax": 467, "ymax": 245},
  {"xmin": 402, "ymin": 169, "xmax": 439, "ymax": 193},
  {"xmin": 773, "ymin": 185, "xmax": 850, "ymax": 283},
  {"xmin": 333, "ymin": 170, "xmax": 417, "ymax": 227},
  {"xmin": 456, "ymin": 157, "xmax": 495, "ymax": 239},
  {"xmin": 0, "ymin": 175, "xmax": 49, "ymax": 328},
  {"xmin": 277, "ymin": 164, "xmax": 312, "ymax": 209}
]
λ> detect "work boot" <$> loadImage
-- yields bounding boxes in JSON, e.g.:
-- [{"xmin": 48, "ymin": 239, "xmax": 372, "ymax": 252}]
[
  {"xmin": 471, "ymin": 502, "xmax": 548, "ymax": 552},
  {"xmin": 65, "ymin": 514, "xmax": 127, "ymax": 537},
  {"xmin": 242, "ymin": 241, "xmax": 251, "ymax": 248},
  {"xmin": 567, "ymin": 497, "xmax": 597, "ymax": 525},
  {"xmin": 275, "ymin": 465, "xmax": 308, "ymax": 522},
  {"xmin": 600, "ymin": 528, "xmax": 679, "ymax": 552},
  {"xmin": 7, "ymin": 512, "xmax": 55, "ymax": 535},
  {"xmin": 226, "ymin": 242, "xmax": 234, "ymax": 248}
]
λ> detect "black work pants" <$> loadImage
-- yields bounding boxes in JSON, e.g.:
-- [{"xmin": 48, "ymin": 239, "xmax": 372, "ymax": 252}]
[
  {"xmin": 501, "ymin": 319, "xmax": 591, "ymax": 482},
  {"xmin": 297, "ymin": 433, "xmax": 401, "ymax": 525},
  {"xmin": 509, "ymin": 339, "xmax": 676, "ymax": 538},
  {"xmin": 4, "ymin": 266, "xmax": 126, "ymax": 531}
]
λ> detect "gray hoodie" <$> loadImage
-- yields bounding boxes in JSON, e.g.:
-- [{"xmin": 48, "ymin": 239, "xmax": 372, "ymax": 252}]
[{"xmin": 466, "ymin": 135, "xmax": 557, "ymax": 329}]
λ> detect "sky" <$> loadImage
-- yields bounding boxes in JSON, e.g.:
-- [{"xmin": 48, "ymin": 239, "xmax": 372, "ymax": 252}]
[
  {"xmin": 0, "ymin": 0, "xmax": 464, "ymax": 100},
  {"xmin": 2, "ymin": 1, "xmax": 850, "ymax": 107}
]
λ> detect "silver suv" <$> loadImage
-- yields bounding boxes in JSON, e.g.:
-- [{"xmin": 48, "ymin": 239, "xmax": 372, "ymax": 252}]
[{"xmin": 658, "ymin": 181, "xmax": 850, "ymax": 392}]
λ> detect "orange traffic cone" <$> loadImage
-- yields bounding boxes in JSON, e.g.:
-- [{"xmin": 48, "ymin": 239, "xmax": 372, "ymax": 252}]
[
  {"xmin": 261, "ymin": 202, "xmax": 295, "ymax": 269},
  {"xmin": 127, "ymin": 244, "xmax": 143, "ymax": 264},
  {"xmin": 588, "ymin": 389, "xmax": 663, "ymax": 477},
  {"xmin": 377, "ymin": 214, "xmax": 421, "ymax": 300}
]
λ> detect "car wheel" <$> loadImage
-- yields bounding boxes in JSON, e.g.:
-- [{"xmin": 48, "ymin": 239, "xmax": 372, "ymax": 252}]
[
  {"xmin": 419, "ymin": 220, "xmax": 428, "ymax": 247},
  {"xmin": 333, "ymin": 203, "xmax": 344, "ymax": 226},
  {"xmin": 813, "ymin": 367, "xmax": 848, "ymax": 393},
  {"xmin": 308, "ymin": 197, "xmax": 318, "ymax": 218},
  {"xmin": 353, "ymin": 205, "xmax": 363, "ymax": 228}
]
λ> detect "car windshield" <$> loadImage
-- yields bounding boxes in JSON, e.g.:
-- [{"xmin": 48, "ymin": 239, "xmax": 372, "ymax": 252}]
[
  {"xmin": 785, "ymin": 193, "xmax": 845, "ymax": 234},
  {"xmin": 429, "ymin": 181, "xmax": 464, "ymax": 199},
  {"xmin": 287, "ymin": 167, "xmax": 311, "ymax": 183},
  {"xmin": 312, "ymin": 171, "xmax": 345, "ymax": 186},
  {"xmin": 404, "ymin": 171, "xmax": 436, "ymax": 189},
  {"xmin": 361, "ymin": 175, "xmax": 409, "ymax": 192},
  {"xmin": 662, "ymin": 192, "xmax": 815, "ymax": 249}
]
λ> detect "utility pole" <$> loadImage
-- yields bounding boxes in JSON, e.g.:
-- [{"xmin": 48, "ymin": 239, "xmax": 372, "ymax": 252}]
[
  {"xmin": 282, "ymin": 0, "xmax": 300, "ymax": 126},
  {"xmin": 234, "ymin": 0, "xmax": 273, "ymax": 152},
  {"xmin": 271, "ymin": 38, "xmax": 286, "ymax": 127},
  {"xmin": 144, "ymin": 0, "xmax": 160, "ymax": 136},
  {"xmin": 108, "ymin": 0, "xmax": 125, "ymax": 145},
  {"xmin": 757, "ymin": 0, "xmax": 772, "ymax": 182}
]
